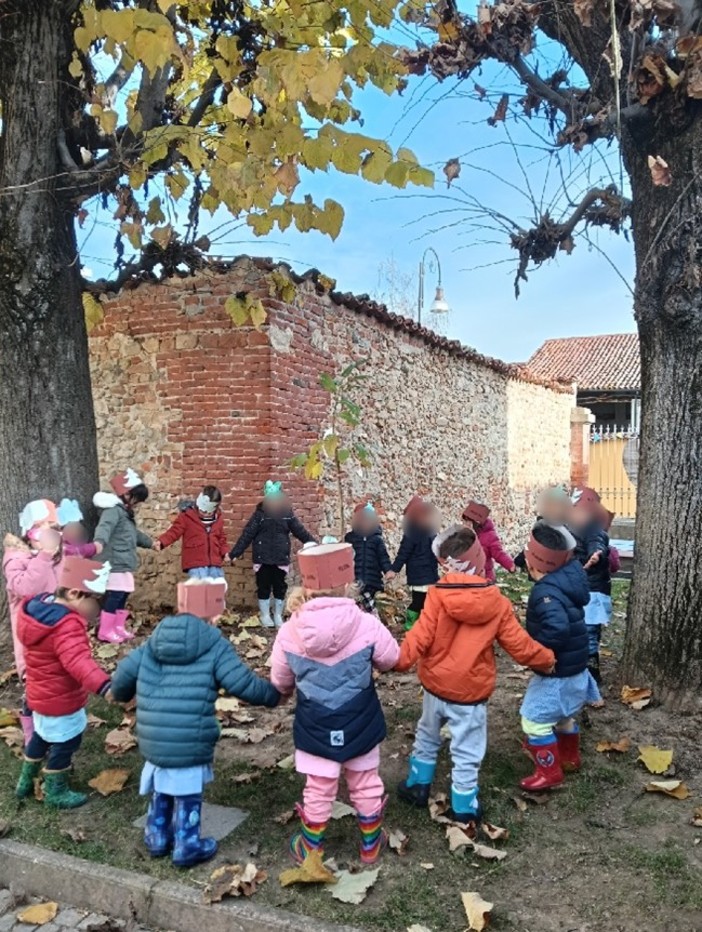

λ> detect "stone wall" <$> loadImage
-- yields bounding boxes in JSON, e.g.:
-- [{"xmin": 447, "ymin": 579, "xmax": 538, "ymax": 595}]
[{"xmin": 89, "ymin": 258, "xmax": 574, "ymax": 611}]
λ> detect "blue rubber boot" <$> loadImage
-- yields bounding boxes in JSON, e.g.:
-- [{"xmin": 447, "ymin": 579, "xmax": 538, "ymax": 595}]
[
  {"xmin": 448, "ymin": 786, "xmax": 482, "ymax": 824},
  {"xmin": 144, "ymin": 792, "xmax": 174, "ymax": 857},
  {"xmin": 397, "ymin": 756, "xmax": 436, "ymax": 808},
  {"xmin": 172, "ymin": 795, "xmax": 218, "ymax": 868}
]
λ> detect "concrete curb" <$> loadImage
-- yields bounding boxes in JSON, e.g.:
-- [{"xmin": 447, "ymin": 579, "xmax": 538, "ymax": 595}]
[{"xmin": 0, "ymin": 840, "xmax": 360, "ymax": 932}]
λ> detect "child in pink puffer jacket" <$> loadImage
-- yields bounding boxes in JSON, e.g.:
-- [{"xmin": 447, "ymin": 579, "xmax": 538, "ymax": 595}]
[
  {"xmin": 270, "ymin": 542, "xmax": 400, "ymax": 865},
  {"xmin": 3, "ymin": 500, "xmax": 64, "ymax": 745},
  {"xmin": 462, "ymin": 500, "xmax": 515, "ymax": 582}
]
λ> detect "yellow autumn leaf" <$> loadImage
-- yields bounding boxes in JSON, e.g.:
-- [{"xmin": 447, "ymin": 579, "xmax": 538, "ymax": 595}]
[
  {"xmin": 83, "ymin": 294, "xmax": 104, "ymax": 333},
  {"xmin": 638, "ymin": 745, "xmax": 673, "ymax": 774},
  {"xmin": 0, "ymin": 708, "xmax": 18, "ymax": 727},
  {"xmin": 16, "ymin": 903, "xmax": 58, "ymax": 926},
  {"xmin": 279, "ymin": 850, "xmax": 338, "ymax": 887},
  {"xmin": 227, "ymin": 88, "xmax": 253, "ymax": 119},
  {"xmin": 462, "ymin": 891, "xmax": 494, "ymax": 932},
  {"xmin": 645, "ymin": 780, "xmax": 690, "ymax": 800},
  {"xmin": 621, "ymin": 685, "xmax": 652, "ymax": 706},
  {"xmin": 596, "ymin": 737, "xmax": 632, "ymax": 753},
  {"xmin": 307, "ymin": 58, "xmax": 344, "ymax": 106},
  {"xmin": 224, "ymin": 295, "xmax": 249, "ymax": 327},
  {"xmin": 248, "ymin": 298, "xmax": 267, "ymax": 329},
  {"xmin": 88, "ymin": 768, "xmax": 130, "ymax": 796}
]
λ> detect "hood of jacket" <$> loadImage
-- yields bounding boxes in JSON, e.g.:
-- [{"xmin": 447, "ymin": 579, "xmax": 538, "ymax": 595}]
[
  {"xmin": 20, "ymin": 596, "xmax": 73, "ymax": 647},
  {"xmin": 93, "ymin": 492, "xmax": 122, "ymax": 510},
  {"xmin": 292, "ymin": 597, "xmax": 364, "ymax": 659},
  {"xmin": 345, "ymin": 527, "xmax": 383, "ymax": 544},
  {"xmin": 3, "ymin": 533, "xmax": 29, "ymax": 556},
  {"xmin": 147, "ymin": 613, "xmax": 221, "ymax": 666},
  {"xmin": 540, "ymin": 559, "xmax": 590, "ymax": 607},
  {"xmin": 431, "ymin": 572, "xmax": 506, "ymax": 625}
]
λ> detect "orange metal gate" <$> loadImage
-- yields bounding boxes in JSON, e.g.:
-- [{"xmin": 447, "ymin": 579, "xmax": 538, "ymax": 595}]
[{"xmin": 589, "ymin": 426, "xmax": 638, "ymax": 519}]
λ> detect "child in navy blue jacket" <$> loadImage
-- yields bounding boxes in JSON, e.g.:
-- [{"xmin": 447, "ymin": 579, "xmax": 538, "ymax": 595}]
[
  {"xmin": 390, "ymin": 496, "xmax": 439, "ymax": 629},
  {"xmin": 518, "ymin": 523, "xmax": 600, "ymax": 791},
  {"xmin": 344, "ymin": 502, "xmax": 393, "ymax": 612},
  {"xmin": 569, "ymin": 487, "xmax": 611, "ymax": 685}
]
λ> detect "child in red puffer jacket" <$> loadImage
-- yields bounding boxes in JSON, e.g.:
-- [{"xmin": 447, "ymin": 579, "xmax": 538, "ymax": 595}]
[{"xmin": 156, "ymin": 486, "xmax": 230, "ymax": 580}]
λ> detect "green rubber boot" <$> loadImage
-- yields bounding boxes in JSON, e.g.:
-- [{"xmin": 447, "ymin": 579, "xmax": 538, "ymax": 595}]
[
  {"xmin": 15, "ymin": 758, "xmax": 43, "ymax": 799},
  {"xmin": 43, "ymin": 771, "xmax": 88, "ymax": 809},
  {"xmin": 404, "ymin": 609, "xmax": 420, "ymax": 631}
]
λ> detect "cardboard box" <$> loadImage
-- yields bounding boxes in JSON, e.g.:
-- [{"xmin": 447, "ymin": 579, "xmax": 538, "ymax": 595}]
[
  {"xmin": 177, "ymin": 579, "xmax": 227, "ymax": 619},
  {"xmin": 297, "ymin": 543, "xmax": 355, "ymax": 591}
]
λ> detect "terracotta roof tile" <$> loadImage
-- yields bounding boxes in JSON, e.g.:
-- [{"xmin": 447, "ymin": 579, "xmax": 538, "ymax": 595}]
[{"xmin": 527, "ymin": 333, "xmax": 640, "ymax": 391}]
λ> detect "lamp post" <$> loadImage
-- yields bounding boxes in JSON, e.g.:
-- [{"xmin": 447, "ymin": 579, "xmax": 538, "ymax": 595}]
[{"xmin": 417, "ymin": 246, "xmax": 450, "ymax": 326}]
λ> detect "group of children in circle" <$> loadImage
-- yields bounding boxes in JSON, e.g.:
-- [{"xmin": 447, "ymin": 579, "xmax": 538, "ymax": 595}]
[{"xmin": 3, "ymin": 469, "xmax": 614, "ymax": 870}]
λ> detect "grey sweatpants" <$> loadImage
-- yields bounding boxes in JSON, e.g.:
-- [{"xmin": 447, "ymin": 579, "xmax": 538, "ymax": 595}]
[{"xmin": 411, "ymin": 691, "xmax": 487, "ymax": 793}]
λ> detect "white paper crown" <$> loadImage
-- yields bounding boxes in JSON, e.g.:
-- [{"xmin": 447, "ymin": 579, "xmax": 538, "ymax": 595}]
[
  {"xmin": 84, "ymin": 561, "xmax": 111, "ymax": 594},
  {"xmin": 57, "ymin": 498, "xmax": 83, "ymax": 527}
]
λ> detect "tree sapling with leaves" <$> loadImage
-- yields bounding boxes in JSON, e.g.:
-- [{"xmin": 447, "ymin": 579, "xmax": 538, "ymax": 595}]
[
  {"xmin": 291, "ymin": 362, "xmax": 372, "ymax": 539},
  {"xmin": 228, "ymin": 482, "xmax": 315, "ymax": 629}
]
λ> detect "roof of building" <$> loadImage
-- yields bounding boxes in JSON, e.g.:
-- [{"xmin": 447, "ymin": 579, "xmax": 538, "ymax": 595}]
[{"xmin": 526, "ymin": 333, "xmax": 640, "ymax": 392}]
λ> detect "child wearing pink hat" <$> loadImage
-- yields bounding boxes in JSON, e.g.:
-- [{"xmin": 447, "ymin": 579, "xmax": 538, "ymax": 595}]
[
  {"xmin": 15, "ymin": 556, "xmax": 113, "ymax": 809},
  {"xmin": 93, "ymin": 468, "xmax": 154, "ymax": 643},
  {"xmin": 270, "ymin": 543, "xmax": 400, "ymax": 864},
  {"xmin": 3, "ymin": 499, "xmax": 63, "ymax": 747}
]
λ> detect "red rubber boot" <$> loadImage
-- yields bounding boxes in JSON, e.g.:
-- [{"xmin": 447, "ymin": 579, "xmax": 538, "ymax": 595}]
[
  {"xmin": 556, "ymin": 730, "xmax": 581, "ymax": 773},
  {"xmin": 520, "ymin": 739, "xmax": 564, "ymax": 791}
]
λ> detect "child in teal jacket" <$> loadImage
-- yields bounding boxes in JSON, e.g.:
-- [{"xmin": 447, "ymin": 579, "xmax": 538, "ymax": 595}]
[{"xmin": 112, "ymin": 579, "xmax": 280, "ymax": 867}]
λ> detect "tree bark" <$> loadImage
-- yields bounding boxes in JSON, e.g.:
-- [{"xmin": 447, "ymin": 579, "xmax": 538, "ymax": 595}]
[
  {"xmin": 620, "ymin": 107, "xmax": 702, "ymax": 710},
  {"xmin": 0, "ymin": 3, "xmax": 99, "ymax": 620}
]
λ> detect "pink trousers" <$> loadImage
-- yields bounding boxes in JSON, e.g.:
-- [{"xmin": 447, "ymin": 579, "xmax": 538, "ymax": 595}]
[{"xmin": 303, "ymin": 767, "xmax": 384, "ymax": 822}]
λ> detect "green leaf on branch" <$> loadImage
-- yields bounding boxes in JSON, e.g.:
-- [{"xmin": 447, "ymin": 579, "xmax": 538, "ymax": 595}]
[
  {"xmin": 323, "ymin": 434, "xmax": 340, "ymax": 458},
  {"xmin": 320, "ymin": 372, "xmax": 338, "ymax": 393}
]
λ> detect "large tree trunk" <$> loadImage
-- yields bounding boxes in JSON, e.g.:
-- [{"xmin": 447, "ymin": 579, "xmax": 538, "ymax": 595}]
[
  {"xmin": 0, "ymin": 3, "xmax": 99, "ymax": 623},
  {"xmin": 620, "ymin": 109, "xmax": 702, "ymax": 710}
]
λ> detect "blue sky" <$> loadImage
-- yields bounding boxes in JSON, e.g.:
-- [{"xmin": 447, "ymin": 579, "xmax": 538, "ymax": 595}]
[{"xmin": 81, "ymin": 29, "xmax": 636, "ymax": 365}]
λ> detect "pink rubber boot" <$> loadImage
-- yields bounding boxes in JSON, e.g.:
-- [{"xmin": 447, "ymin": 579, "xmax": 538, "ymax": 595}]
[
  {"xmin": 113, "ymin": 609, "xmax": 135, "ymax": 641},
  {"xmin": 98, "ymin": 611, "xmax": 128, "ymax": 644}
]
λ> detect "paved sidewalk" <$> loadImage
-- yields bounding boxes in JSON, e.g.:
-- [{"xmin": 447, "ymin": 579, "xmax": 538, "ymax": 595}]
[{"xmin": 0, "ymin": 889, "xmax": 154, "ymax": 932}]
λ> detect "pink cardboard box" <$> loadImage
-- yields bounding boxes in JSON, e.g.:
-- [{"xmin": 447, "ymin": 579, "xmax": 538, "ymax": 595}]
[
  {"xmin": 177, "ymin": 580, "xmax": 227, "ymax": 619},
  {"xmin": 298, "ymin": 543, "xmax": 355, "ymax": 590}
]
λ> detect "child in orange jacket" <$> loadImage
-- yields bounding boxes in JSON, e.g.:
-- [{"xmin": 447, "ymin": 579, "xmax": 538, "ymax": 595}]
[{"xmin": 396, "ymin": 525, "xmax": 554, "ymax": 823}]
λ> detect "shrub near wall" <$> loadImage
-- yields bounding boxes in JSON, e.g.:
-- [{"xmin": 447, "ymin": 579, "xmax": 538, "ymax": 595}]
[{"xmin": 89, "ymin": 258, "xmax": 574, "ymax": 611}]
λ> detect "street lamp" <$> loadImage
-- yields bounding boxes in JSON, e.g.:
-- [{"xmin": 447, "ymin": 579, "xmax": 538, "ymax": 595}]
[{"xmin": 417, "ymin": 247, "xmax": 450, "ymax": 326}]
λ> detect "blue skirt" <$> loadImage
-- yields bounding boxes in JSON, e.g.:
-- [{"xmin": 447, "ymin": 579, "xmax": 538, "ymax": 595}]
[
  {"xmin": 520, "ymin": 670, "xmax": 601, "ymax": 724},
  {"xmin": 584, "ymin": 592, "xmax": 612, "ymax": 626}
]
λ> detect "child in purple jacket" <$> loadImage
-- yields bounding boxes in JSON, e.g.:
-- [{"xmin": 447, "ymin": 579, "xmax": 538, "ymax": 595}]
[{"xmin": 462, "ymin": 500, "xmax": 515, "ymax": 582}]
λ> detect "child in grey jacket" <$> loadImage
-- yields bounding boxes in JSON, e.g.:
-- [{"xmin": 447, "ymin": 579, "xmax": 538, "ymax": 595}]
[{"xmin": 93, "ymin": 468, "xmax": 154, "ymax": 644}]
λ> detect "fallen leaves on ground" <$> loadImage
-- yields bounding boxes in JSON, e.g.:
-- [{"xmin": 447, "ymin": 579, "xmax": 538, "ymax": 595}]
[
  {"xmin": 87, "ymin": 713, "xmax": 107, "ymax": 728},
  {"xmin": 94, "ymin": 643, "xmax": 120, "ymax": 662},
  {"xmin": 462, "ymin": 891, "xmax": 493, "ymax": 931},
  {"xmin": 388, "ymin": 828, "xmax": 409, "ymax": 856},
  {"xmin": 420, "ymin": 862, "xmax": 434, "ymax": 870},
  {"xmin": 407, "ymin": 926, "xmax": 433, "ymax": 932},
  {"xmin": 0, "ymin": 819, "xmax": 11, "ymax": 838},
  {"xmin": 330, "ymin": 800, "xmax": 356, "ymax": 819},
  {"xmin": 220, "ymin": 726, "xmax": 273, "ymax": 744},
  {"xmin": 279, "ymin": 850, "xmax": 337, "ymax": 887},
  {"xmin": 276, "ymin": 754, "xmax": 294, "ymax": 770},
  {"xmin": 621, "ymin": 686, "xmax": 652, "ymax": 710},
  {"xmin": 638, "ymin": 745, "xmax": 673, "ymax": 774},
  {"xmin": 428, "ymin": 793, "xmax": 453, "ymax": 824},
  {"xmin": 0, "ymin": 708, "xmax": 18, "ymax": 727},
  {"xmin": 232, "ymin": 771, "xmax": 261, "ymax": 784},
  {"xmin": 274, "ymin": 809, "xmax": 295, "ymax": 825},
  {"xmin": 61, "ymin": 828, "xmax": 87, "ymax": 843},
  {"xmin": 521, "ymin": 791, "xmax": 550, "ymax": 806},
  {"xmin": 105, "ymin": 727, "xmax": 137, "ymax": 756},
  {"xmin": 329, "ymin": 868, "xmax": 379, "ymax": 905},
  {"xmin": 0, "ymin": 726, "xmax": 24, "ymax": 748},
  {"xmin": 645, "ymin": 780, "xmax": 690, "ymax": 800},
  {"xmin": 690, "ymin": 807, "xmax": 702, "ymax": 827},
  {"xmin": 88, "ymin": 768, "xmax": 130, "ymax": 796},
  {"xmin": 596, "ymin": 737, "xmax": 632, "ymax": 754},
  {"xmin": 16, "ymin": 903, "xmax": 58, "ymax": 926},
  {"xmin": 0, "ymin": 668, "xmax": 17, "ymax": 686},
  {"xmin": 512, "ymin": 796, "xmax": 528, "ymax": 812},
  {"xmin": 447, "ymin": 826, "xmax": 506, "ymax": 860},
  {"xmin": 203, "ymin": 862, "xmax": 267, "ymax": 903},
  {"xmin": 482, "ymin": 822, "xmax": 509, "ymax": 842}
]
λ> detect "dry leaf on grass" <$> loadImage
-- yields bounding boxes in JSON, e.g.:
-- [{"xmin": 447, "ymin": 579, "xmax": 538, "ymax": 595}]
[
  {"xmin": 462, "ymin": 891, "xmax": 494, "ymax": 931},
  {"xmin": 521, "ymin": 791, "xmax": 550, "ymax": 806},
  {"xmin": 638, "ymin": 746, "xmax": 673, "ymax": 774},
  {"xmin": 203, "ymin": 862, "xmax": 267, "ymax": 903},
  {"xmin": 330, "ymin": 801, "xmax": 356, "ymax": 820},
  {"xmin": 274, "ymin": 809, "xmax": 296, "ymax": 825},
  {"xmin": 104, "ymin": 728, "xmax": 137, "ymax": 756},
  {"xmin": 279, "ymin": 850, "xmax": 337, "ymax": 887},
  {"xmin": 596, "ymin": 738, "xmax": 632, "ymax": 754},
  {"xmin": 420, "ymin": 862, "xmax": 434, "ymax": 870},
  {"xmin": 482, "ymin": 822, "xmax": 509, "ymax": 842},
  {"xmin": 87, "ymin": 713, "xmax": 107, "ymax": 728},
  {"xmin": 329, "ymin": 868, "xmax": 379, "ymax": 905},
  {"xmin": 645, "ymin": 780, "xmax": 690, "ymax": 800},
  {"xmin": 16, "ymin": 903, "xmax": 58, "ymax": 926},
  {"xmin": 388, "ymin": 828, "xmax": 409, "ymax": 856},
  {"xmin": 447, "ymin": 826, "xmax": 506, "ymax": 860},
  {"xmin": 88, "ymin": 768, "xmax": 130, "ymax": 796},
  {"xmin": 240, "ymin": 614, "xmax": 262, "ymax": 628},
  {"xmin": 95, "ymin": 643, "xmax": 120, "ymax": 661},
  {"xmin": 232, "ymin": 771, "xmax": 260, "ymax": 784},
  {"xmin": 621, "ymin": 686, "xmax": 652, "ymax": 709},
  {"xmin": 276, "ymin": 754, "xmax": 294, "ymax": 770},
  {"xmin": 219, "ymin": 726, "xmax": 272, "ymax": 744},
  {"xmin": 512, "ymin": 796, "xmax": 528, "ymax": 812},
  {"xmin": 0, "ymin": 819, "xmax": 11, "ymax": 838},
  {"xmin": 61, "ymin": 828, "xmax": 87, "ymax": 843},
  {"xmin": 0, "ymin": 726, "xmax": 24, "ymax": 748},
  {"xmin": 690, "ymin": 807, "xmax": 702, "ymax": 827},
  {"xmin": 407, "ymin": 926, "xmax": 433, "ymax": 932},
  {"xmin": 0, "ymin": 668, "xmax": 17, "ymax": 686},
  {"xmin": 0, "ymin": 708, "xmax": 18, "ymax": 727}
]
